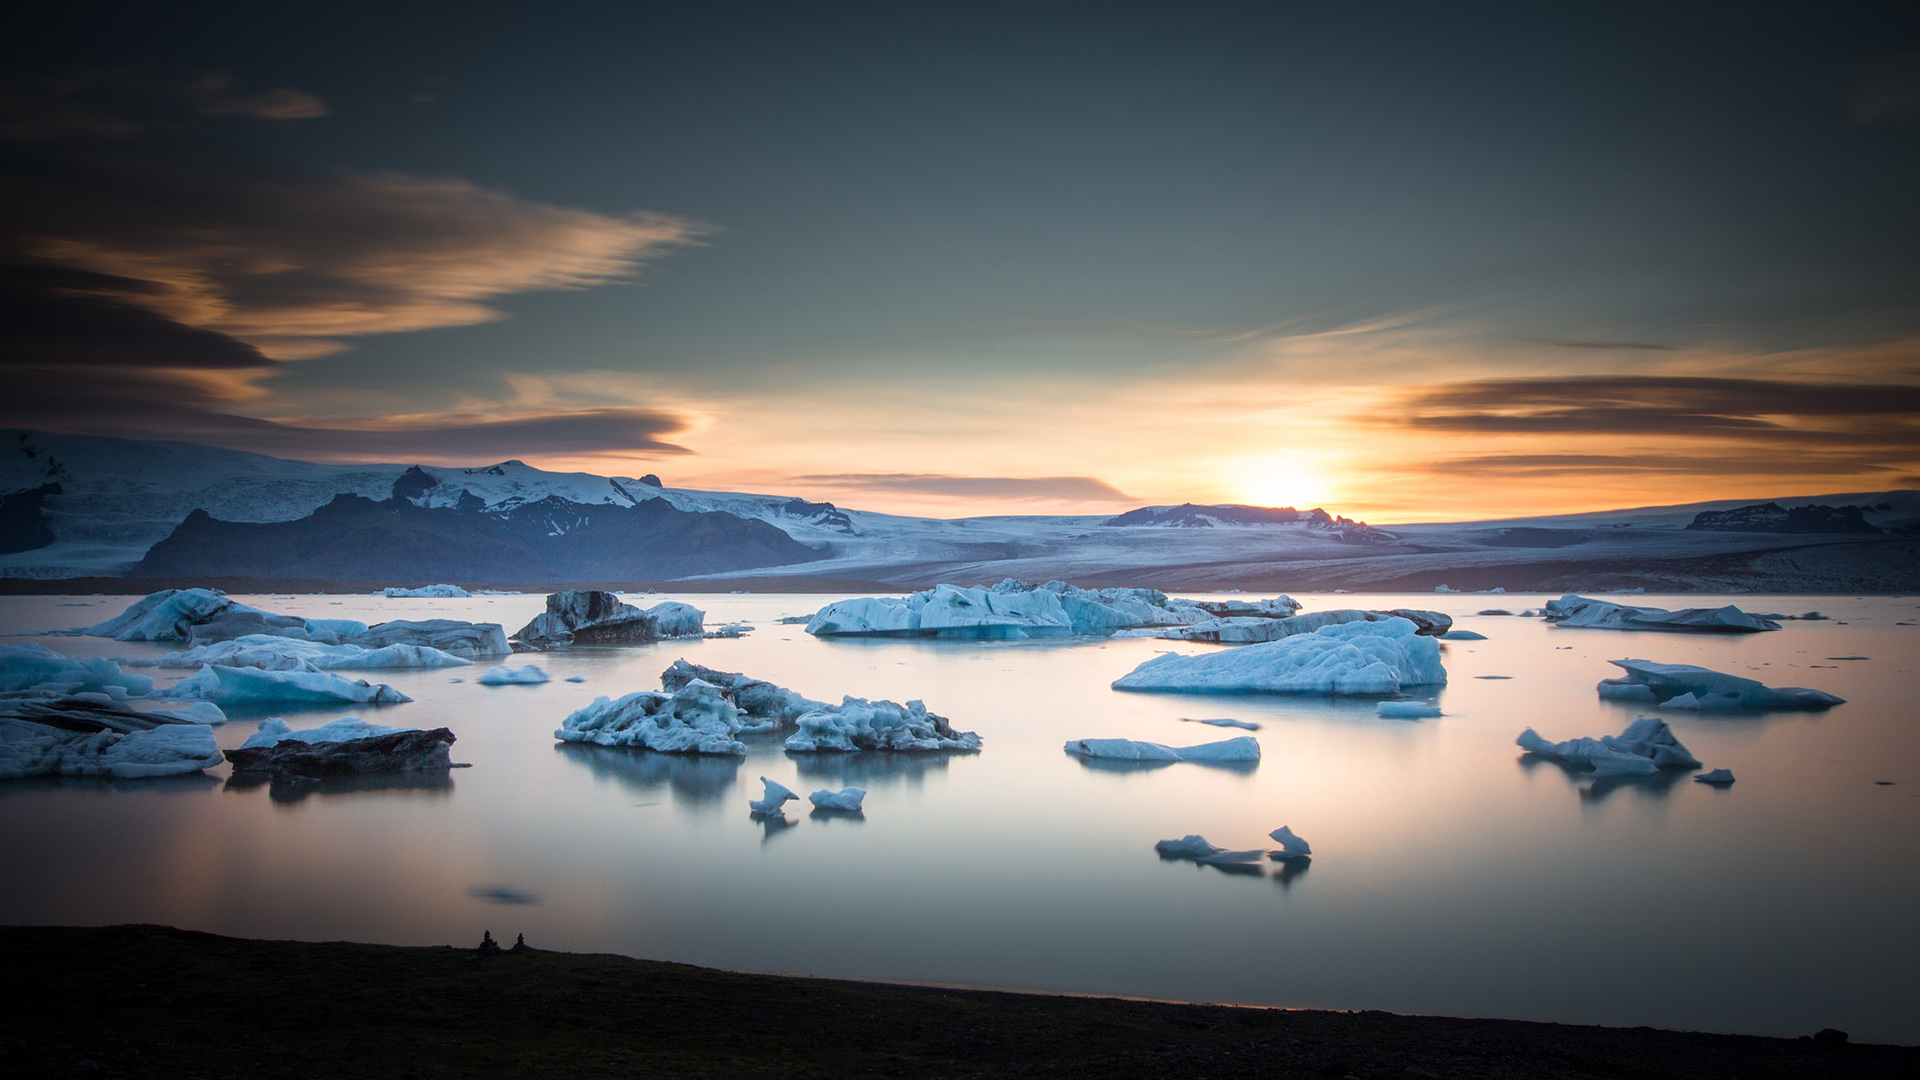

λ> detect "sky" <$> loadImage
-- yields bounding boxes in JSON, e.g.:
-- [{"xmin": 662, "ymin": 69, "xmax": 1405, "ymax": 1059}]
[{"xmin": 2, "ymin": 1, "xmax": 1917, "ymax": 522}]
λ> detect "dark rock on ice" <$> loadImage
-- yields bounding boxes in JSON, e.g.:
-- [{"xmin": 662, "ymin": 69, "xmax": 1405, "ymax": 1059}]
[
  {"xmin": 512, "ymin": 591, "xmax": 704, "ymax": 649},
  {"xmin": 223, "ymin": 726, "xmax": 456, "ymax": 781}
]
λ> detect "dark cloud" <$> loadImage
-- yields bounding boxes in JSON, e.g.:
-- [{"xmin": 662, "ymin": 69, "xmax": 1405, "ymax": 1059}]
[
  {"xmin": 197, "ymin": 85, "xmax": 328, "ymax": 120},
  {"xmin": 1852, "ymin": 48, "xmax": 1920, "ymax": 124},
  {"xmin": 1403, "ymin": 375, "xmax": 1920, "ymax": 438},
  {"xmin": 0, "ymin": 264, "xmax": 270, "ymax": 368},
  {"xmin": 1422, "ymin": 453, "xmax": 1912, "ymax": 478},
  {"xmin": 796, "ymin": 473, "xmax": 1135, "ymax": 502}
]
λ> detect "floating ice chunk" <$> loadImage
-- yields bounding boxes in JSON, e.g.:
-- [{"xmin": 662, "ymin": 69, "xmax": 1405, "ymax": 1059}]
[
  {"xmin": 554, "ymin": 680, "xmax": 746, "ymax": 754},
  {"xmin": 1599, "ymin": 659, "xmax": 1844, "ymax": 711},
  {"xmin": 227, "ymin": 719, "xmax": 452, "ymax": 779},
  {"xmin": 348, "ymin": 619, "xmax": 509, "ymax": 658},
  {"xmin": 240, "ymin": 716, "xmax": 409, "ymax": 748},
  {"xmin": 805, "ymin": 579, "xmax": 1234, "ymax": 638},
  {"xmin": 477, "ymin": 664, "xmax": 550, "ymax": 686},
  {"xmin": 1155, "ymin": 608, "xmax": 1453, "ymax": 644},
  {"xmin": 1, "ymin": 643, "xmax": 155, "ymax": 697},
  {"xmin": 0, "ymin": 700, "xmax": 223, "ymax": 780},
  {"xmin": 379, "ymin": 584, "xmax": 470, "ymax": 598},
  {"xmin": 1442, "ymin": 630, "xmax": 1487, "ymax": 640},
  {"xmin": 1155, "ymin": 835, "xmax": 1224, "ymax": 859},
  {"xmin": 302, "ymin": 618, "xmax": 370, "ymax": 641},
  {"xmin": 1113, "ymin": 618, "xmax": 1446, "ymax": 696},
  {"xmin": 152, "ymin": 664, "xmax": 412, "ymax": 705},
  {"xmin": 661, "ymin": 659, "xmax": 822, "ymax": 724},
  {"xmin": 1182, "ymin": 717, "xmax": 1260, "ymax": 730},
  {"xmin": 146, "ymin": 635, "xmax": 469, "ymax": 671},
  {"xmin": 565, "ymin": 675, "xmax": 586, "ymax": 683},
  {"xmin": 808, "ymin": 786, "xmax": 867, "ymax": 811},
  {"xmin": 1694, "ymin": 768, "xmax": 1736, "ymax": 785},
  {"xmin": 1377, "ymin": 701, "xmax": 1442, "ymax": 719},
  {"xmin": 85, "ymin": 589, "xmax": 241, "ymax": 642},
  {"xmin": 749, "ymin": 776, "xmax": 797, "ymax": 815},
  {"xmin": 1544, "ymin": 595, "xmax": 1780, "ymax": 633},
  {"xmin": 96, "ymin": 724, "xmax": 226, "ymax": 778},
  {"xmin": 1268, "ymin": 825, "xmax": 1312, "ymax": 859},
  {"xmin": 785, "ymin": 697, "xmax": 980, "ymax": 752},
  {"xmin": 1062, "ymin": 736, "xmax": 1260, "ymax": 762},
  {"xmin": 1193, "ymin": 596, "xmax": 1302, "ymax": 618},
  {"xmin": 514, "ymin": 591, "xmax": 704, "ymax": 648},
  {"xmin": 1518, "ymin": 717, "xmax": 1702, "ymax": 774}
]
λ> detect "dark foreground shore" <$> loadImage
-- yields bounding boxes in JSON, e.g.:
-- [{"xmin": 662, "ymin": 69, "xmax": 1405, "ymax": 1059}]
[{"xmin": 2, "ymin": 926, "xmax": 1910, "ymax": 1079}]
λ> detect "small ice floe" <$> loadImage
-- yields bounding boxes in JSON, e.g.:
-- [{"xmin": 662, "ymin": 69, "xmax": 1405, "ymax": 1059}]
[
  {"xmin": 1517, "ymin": 717, "xmax": 1702, "ymax": 776},
  {"xmin": 703, "ymin": 623, "xmax": 752, "ymax": 639},
  {"xmin": 1598, "ymin": 659, "xmax": 1844, "ymax": 711},
  {"xmin": 785, "ymin": 697, "xmax": 979, "ymax": 752},
  {"xmin": 1, "ymin": 642, "xmax": 155, "ymax": 698},
  {"xmin": 1479, "ymin": 609, "xmax": 1513, "ymax": 616},
  {"xmin": 1442, "ymin": 630, "xmax": 1487, "ymax": 640},
  {"xmin": 662, "ymin": 659, "xmax": 822, "ymax": 726},
  {"xmin": 152, "ymin": 665, "xmax": 412, "ymax": 705},
  {"xmin": 565, "ymin": 675, "xmax": 586, "ymax": 683},
  {"xmin": 555, "ymin": 681, "xmax": 748, "ymax": 754},
  {"xmin": 477, "ymin": 664, "xmax": 550, "ymax": 686},
  {"xmin": 1155, "ymin": 835, "xmax": 1222, "ymax": 859},
  {"xmin": 749, "ymin": 776, "xmax": 798, "ymax": 815},
  {"xmin": 380, "ymin": 584, "xmax": 470, "ymax": 598},
  {"xmin": 1694, "ymin": 768, "xmax": 1736, "ymax": 786},
  {"xmin": 1543, "ymin": 595, "xmax": 1780, "ymax": 633},
  {"xmin": 808, "ymin": 786, "xmax": 867, "ymax": 811},
  {"xmin": 1181, "ymin": 717, "xmax": 1261, "ymax": 730},
  {"xmin": 1063, "ymin": 736, "xmax": 1260, "ymax": 763},
  {"xmin": 226, "ymin": 718, "xmax": 455, "ymax": 782},
  {"xmin": 1112, "ymin": 619, "xmax": 1447, "ymax": 695},
  {"xmin": 1377, "ymin": 701, "xmax": 1442, "ymax": 719},
  {"xmin": 1269, "ymin": 825, "xmax": 1312, "ymax": 859}
]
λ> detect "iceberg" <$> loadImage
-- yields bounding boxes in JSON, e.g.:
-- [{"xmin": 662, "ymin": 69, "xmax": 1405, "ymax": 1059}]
[
  {"xmin": 805, "ymin": 579, "xmax": 1245, "ymax": 638},
  {"xmin": 85, "ymin": 588, "xmax": 240, "ymax": 642},
  {"xmin": 240, "ymin": 716, "xmax": 408, "ymax": 748},
  {"xmin": 1694, "ymin": 768, "xmax": 1736, "ymax": 785},
  {"xmin": 141, "ymin": 635, "xmax": 470, "ymax": 671},
  {"xmin": 808, "ymin": 786, "xmax": 867, "ymax": 811},
  {"xmin": 349, "ymin": 619, "xmax": 509, "ymax": 658},
  {"xmin": 1062, "ymin": 735, "xmax": 1260, "ymax": 762},
  {"xmin": 152, "ymin": 664, "xmax": 412, "ymax": 705},
  {"xmin": 148, "ymin": 701, "xmax": 227, "ymax": 725},
  {"xmin": 785, "ymin": 697, "xmax": 981, "ymax": 752},
  {"xmin": 1269, "ymin": 825, "xmax": 1312, "ymax": 859},
  {"xmin": 1155, "ymin": 835, "xmax": 1224, "ymax": 859},
  {"xmin": 0, "ymin": 698, "xmax": 223, "ymax": 780},
  {"xmin": 1113, "ymin": 618, "xmax": 1446, "ymax": 695},
  {"xmin": 476, "ymin": 664, "xmax": 550, "ymax": 686},
  {"xmin": 660, "ymin": 659, "xmax": 822, "ymax": 724},
  {"xmin": 226, "ymin": 718, "xmax": 454, "ymax": 780},
  {"xmin": 554, "ymin": 680, "xmax": 747, "ymax": 754},
  {"xmin": 1, "ymin": 643, "xmax": 155, "ymax": 697},
  {"xmin": 514, "ymin": 591, "xmax": 705, "ymax": 648},
  {"xmin": 1193, "ymin": 596, "xmax": 1302, "ymax": 618},
  {"xmin": 1159, "ymin": 608, "xmax": 1453, "ymax": 644},
  {"xmin": 1377, "ymin": 701, "xmax": 1442, "ymax": 719},
  {"xmin": 1517, "ymin": 717, "xmax": 1703, "ymax": 776},
  {"xmin": 749, "ymin": 776, "xmax": 798, "ymax": 815},
  {"xmin": 1599, "ymin": 659, "xmax": 1844, "ymax": 711},
  {"xmin": 1544, "ymin": 595, "xmax": 1781, "ymax": 633},
  {"xmin": 1442, "ymin": 629, "xmax": 1488, "ymax": 640},
  {"xmin": 380, "ymin": 584, "xmax": 470, "ymax": 598}
]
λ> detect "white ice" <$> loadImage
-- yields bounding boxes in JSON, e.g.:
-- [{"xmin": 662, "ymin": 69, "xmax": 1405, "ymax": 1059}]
[
  {"xmin": 808, "ymin": 786, "xmax": 867, "ymax": 811},
  {"xmin": 1, "ymin": 642, "xmax": 155, "ymax": 697},
  {"xmin": 1112, "ymin": 618, "xmax": 1446, "ymax": 695},
  {"xmin": 805, "ymin": 579, "xmax": 1242, "ymax": 638},
  {"xmin": 1517, "ymin": 717, "xmax": 1703, "ymax": 775},
  {"xmin": 85, "ymin": 588, "xmax": 241, "ymax": 641},
  {"xmin": 784, "ymin": 697, "xmax": 981, "ymax": 752},
  {"xmin": 1544, "ymin": 595, "xmax": 1780, "ymax": 633},
  {"xmin": 750, "ymin": 776, "xmax": 798, "ymax": 815},
  {"xmin": 240, "ymin": 716, "xmax": 410, "ymax": 748},
  {"xmin": 139, "ymin": 635, "xmax": 469, "ymax": 671},
  {"xmin": 1062, "ymin": 735, "xmax": 1260, "ymax": 762},
  {"xmin": 380, "ymin": 584, "xmax": 471, "ymax": 598},
  {"xmin": 1269, "ymin": 825, "xmax": 1312, "ymax": 858},
  {"xmin": 477, "ymin": 664, "xmax": 550, "ymax": 686},
  {"xmin": 153, "ymin": 664, "xmax": 412, "ymax": 705},
  {"xmin": 1377, "ymin": 701, "xmax": 1442, "ymax": 719},
  {"xmin": 554, "ymin": 680, "xmax": 747, "ymax": 754},
  {"xmin": 1599, "ymin": 659, "xmax": 1844, "ymax": 711}
]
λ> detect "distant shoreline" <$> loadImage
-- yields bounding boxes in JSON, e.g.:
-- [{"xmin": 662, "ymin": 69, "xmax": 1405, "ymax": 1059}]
[{"xmin": 3, "ymin": 924, "xmax": 1910, "ymax": 1078}]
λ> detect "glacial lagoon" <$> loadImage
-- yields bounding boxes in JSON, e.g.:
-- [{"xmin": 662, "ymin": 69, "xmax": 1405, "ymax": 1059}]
[{"xmin": 2, "ymin": 591, "xmax": 1916, "ymax": 1043}]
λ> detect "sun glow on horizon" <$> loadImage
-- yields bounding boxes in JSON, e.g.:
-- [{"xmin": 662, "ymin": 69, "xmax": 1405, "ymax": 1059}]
[{"xmin": 1227, "ymin": 452, "xmax": 1343, "ymax": 512}]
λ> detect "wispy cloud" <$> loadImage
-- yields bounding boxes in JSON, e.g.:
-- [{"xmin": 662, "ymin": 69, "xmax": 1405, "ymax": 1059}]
[{"xmin": 794, "ymin": 473, "xmax": 1135, "ymax": 502}]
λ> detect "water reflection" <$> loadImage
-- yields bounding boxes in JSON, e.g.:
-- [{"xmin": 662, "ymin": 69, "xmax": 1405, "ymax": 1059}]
[
  {"xmin": 808, "ymin": 806, "xmax": 866, "ymax": 825},
  {"xmin": 1270, "ymin": 857, "xmax": 1311, "ymax": 890},
  {"xmin": 554, "ymin": 743, "xmax": 742, "ymax": 805},
  {"xmin": 750, "ymin": 810, "xmax": 797, "ymax": 841},
  {"xmin": 0, "ymin": 772, "xmax": 219, "ymax": 797},
  {"xmin": 1517, "ymin": 753, "xmax": 1690, "ymax": 803},
  {"xmin": 224, "ymin": 770, "xmax": 456, "ymax": 804},
  {"xmin": 788, "ymin": 749, "xmax": 974, "ymax": 787},
  {"xmin": 1069, "ymin": 753, "xmax": 1260, "ymax": 776}
]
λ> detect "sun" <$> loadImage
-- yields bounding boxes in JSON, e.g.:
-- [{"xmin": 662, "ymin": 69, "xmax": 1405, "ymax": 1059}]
[{"xmin": 1228, "ymin": 453, "xmax": 1339, "ymax": 510}]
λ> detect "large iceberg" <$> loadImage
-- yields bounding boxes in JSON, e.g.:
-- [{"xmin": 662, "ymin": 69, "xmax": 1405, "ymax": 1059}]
[
  {"xmin": 514, "ymin": 591, "xmax": 705, "ymax": 648},
  {"xmin": 380, "ymin": 584, "xmax": 470, "ymax": 598},
  {"xmin": 1113, "ymin": 618, "xmax": 1446, "ymax": 695},
  {"xmin": 1544, "ymin": 595, "xmax": 1781, "ymax": 633},
  {"xmin": 555, "ymin": 680, "xmax": 748, "ymax": 754},
  {"xmin": 138, "ymin": 635, "xmax": 469, "ymax": 672},
  {"xmin": 85, "ymin": 588, "xmax": 242, "ymax": 641},
  {"xmin": 0, "ymin": 698, "xmax": 223, "ymax": 780},
  {"xmin": 785, "ymin": 697, "xmax": 981, "ymax": 752},
  {"xmin": 1157, "ymin": 608, "xmax": 1453, "ymax": 645},
  {"xmin": 1517, "ymin": 717, "xmax": 1703, "ymax": 776},
  {"xmin": 1063, "ymin": 735, "xmax": 1260, "ymax": 762},
  {"xmin": 1, "ymin": 643, "xmax": 155, "ymax": 698},
  {"xmin": 805, "ymin": 580, "xmax": 1252, "ymax": 639},
  {"xmin": 153, "ymin": 664, "xmax": 412, "ymax": 705},
  {"xmin": 1598, "ymin": 659, "xmax": 1844, "ymax": 711}
]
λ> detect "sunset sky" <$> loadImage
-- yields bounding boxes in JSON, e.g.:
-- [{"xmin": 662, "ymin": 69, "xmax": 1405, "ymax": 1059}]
[{"xmin": 3, "ymin": 2, "xmax": 1917, "ymax": 521}]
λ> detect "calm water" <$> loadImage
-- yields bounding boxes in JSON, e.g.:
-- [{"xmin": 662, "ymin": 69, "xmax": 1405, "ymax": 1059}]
[{"xmin": 3, "ymin": 592, "xmax": 1917, "ymax": 1042}]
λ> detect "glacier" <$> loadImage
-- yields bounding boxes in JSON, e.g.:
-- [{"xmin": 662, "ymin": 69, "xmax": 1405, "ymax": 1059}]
[
  {"xmin": 1112, "ymin": 618, "xmax": 1447, "ymax": 695},
  {"xmin": 1598, "ymin": 659, "xmax": 1844, "ymax": 711},
  {"xmin": 1517, "ymin": 717, "xmax": 1703, "ymax": 776}
]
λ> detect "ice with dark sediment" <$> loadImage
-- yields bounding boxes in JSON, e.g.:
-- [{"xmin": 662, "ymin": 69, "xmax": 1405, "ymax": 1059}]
[
  {"xmin": 514, "ymin": 590, "xmax": 704, "ymax": 648},
  {"xmin": 1155, "ymin": 607, "xmax": 1454, "ymax": 644},
  {"xmin": 661, "ymin": 659, "xmax": 822, "ymax": 727},
  {"xmin": 1113, "ymin": 618, "xmax": 1446, "ymax": 695},
  {"xmin": 1598, "ymin": 659, "xmax": 1844, "ymax": 711},
  {"xmin": 1517, "ymin": 717, "xmax": 1703, "ymax": 776},
  {"xmin": 1544, "ymin": 595, "xmax": 1781, "ymax": 633}
]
